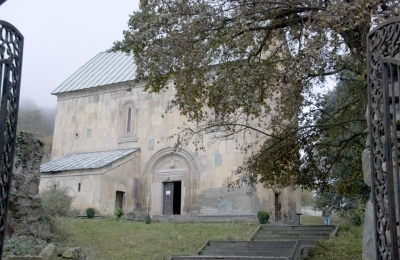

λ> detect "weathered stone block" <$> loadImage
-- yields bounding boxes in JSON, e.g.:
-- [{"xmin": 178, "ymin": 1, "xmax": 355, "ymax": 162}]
[
  {"xmin": 362, "ymin": 149, "xmax": 371, "ymax": 187},
  {"xmin": 61, "ymin": 247, "xmax": 80, "ymax": 259},
  {"xmin": 362, "ymin": 200, "xmax": 376, "ymax": 260},
  {"xmin": 39, "ymin": 243, "xmax": 58, "ymax": 260}
]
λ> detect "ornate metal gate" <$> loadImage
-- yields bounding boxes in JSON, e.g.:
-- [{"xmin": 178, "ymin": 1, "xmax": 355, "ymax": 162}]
[
  {"xmin": 0, "ymin": 19, "xmax": 24, "ymax": 258},
  {"xmin": 368, "ymin": 17, "xmax": 400, "ymax": 259}
]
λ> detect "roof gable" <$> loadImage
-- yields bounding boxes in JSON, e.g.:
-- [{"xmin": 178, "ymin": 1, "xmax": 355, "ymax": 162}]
[{"xmin": 52, "ymin": 51, "xmax": 136, "ymax": 94}]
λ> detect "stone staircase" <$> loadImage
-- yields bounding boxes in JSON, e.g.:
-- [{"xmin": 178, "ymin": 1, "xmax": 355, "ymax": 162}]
[
  {"xmin": 250, "ymin": 225, "xmax": 335, "ymax": 241},
  {"xmin": 170, "ymin": 225, "xmax": 336, "ymax": 260}
]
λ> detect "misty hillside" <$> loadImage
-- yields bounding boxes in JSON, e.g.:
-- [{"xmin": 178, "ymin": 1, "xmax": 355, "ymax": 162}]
[{"xmin": 17, "ymin": 98, "xmax": 56, "ymax": 163}]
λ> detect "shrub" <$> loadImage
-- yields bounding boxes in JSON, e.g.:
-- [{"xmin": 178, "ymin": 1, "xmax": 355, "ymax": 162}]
[
  {"xmin": 114, "ymin": 208, "xmax": 123, "ymax": 219},
  {"xmin": 69, "ymin": 208, "xmax": 81, "ymax": 218},
  {"xmin": 346, "ymin": 200, "xmax": 365, "ymax": 226},
  {"xmin": 113, "ymin": 201, "xmax": 123, "ymax": 219},
  {"xmin": 86, "ymin": 208, "xmax": 95, "ymax": 218},
  {"xmin": 257, "ymin": 211, "xmax": 269, "ymax": 224},
  {"xmin": 145, "ymin": 214, "xmax": 152, "ymax": 224},
  {"xmin": 3, "ymin": 236, "xmax": 47, "ymax": 256},
  {"xmin": 41, "ymin": 187, "xmax": 74, "ymax": 220}
]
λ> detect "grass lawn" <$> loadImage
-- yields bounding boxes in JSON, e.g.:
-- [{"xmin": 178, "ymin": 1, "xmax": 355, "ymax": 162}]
[
  {"xmin": 300, "ymin": 215, "xmax": 363, "ymax": 260},
  {"xmin": 58, "ymin": 218, "xmax": 258, "ymax": 260},
  {"xmin": 57, "ymin": 216, "xmax": 362, "ymax": 260}
]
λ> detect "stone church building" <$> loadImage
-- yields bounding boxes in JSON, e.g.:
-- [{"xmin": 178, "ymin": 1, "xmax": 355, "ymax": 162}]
[{"xmin": 40, "ymin": 51, "xmax": 300, "ymax": 221}]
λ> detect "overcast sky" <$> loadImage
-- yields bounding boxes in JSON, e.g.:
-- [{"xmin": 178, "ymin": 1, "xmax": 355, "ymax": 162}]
[{"xmin": 0, "ymin": 0, "xmax": 139, "ymax": 108}]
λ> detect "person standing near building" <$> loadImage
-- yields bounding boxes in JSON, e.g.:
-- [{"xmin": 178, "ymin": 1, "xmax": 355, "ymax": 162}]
[{"xmin": 322, "ymin": 205, "xmax": 332, "ymax": 225}]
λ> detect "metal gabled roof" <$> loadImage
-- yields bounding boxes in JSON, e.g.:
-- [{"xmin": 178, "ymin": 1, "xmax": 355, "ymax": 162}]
[
  {"xmin": 40, "ymin": 148, "xmax": 140, "ymax": 173},
  {"xmin": 52, "ymin": 51, "xmax": 136, "ymax": 94}
]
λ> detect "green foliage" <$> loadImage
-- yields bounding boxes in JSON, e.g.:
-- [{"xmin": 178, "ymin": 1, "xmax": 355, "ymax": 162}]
[
  {"xmin": 256, "ymin": 211, "xmax": 269, "ymax": 224},
  {"xmin": 112, "ymin": 0, "xmax": 396, "ymax": 192},
  {"xmin": 40, "ymin": 187, "xmax": 74, "ymax": 242},
  {"xmin": 340, "ymin": 200, "xmax": 365, "ymax": 226},
  {"xmin": 86, "ymin": 208, "xmax": 95, "ymax": 218},
  {"xmin": 301, "ymin": 190, "xmax": 316, "ymax": 207},
  {"xmin": 114, "ymin": 208, "xmax": 123, "ymax": 219},
  {"xmin": 145, "ymin": 214, "xmax": 152, "ymax": 224},
  {"xmin": 307, "ymin": 225, "xmax": 363, "ymax": 260},
  {"xmin": 3, "ymin": 236, "xmax": 47, "ymax": 256},
  {"xmin": 48, "ymin": 216, "xmax": 74, "ymax": 242},
  {"xmin": 41, "ymin": 187, "xmax": 74, "ymax": 220}
]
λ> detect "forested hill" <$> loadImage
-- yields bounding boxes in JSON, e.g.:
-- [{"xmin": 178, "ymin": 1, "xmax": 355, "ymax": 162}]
[{"xmin": 17, "ymin": 98, "xmax": 56, "ymax": 163}]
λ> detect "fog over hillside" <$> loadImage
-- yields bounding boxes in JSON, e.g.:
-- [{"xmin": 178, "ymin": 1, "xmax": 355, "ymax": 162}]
[{"xmin": 18, "ymin": 98, "xmax": 56, "ymax": 137}]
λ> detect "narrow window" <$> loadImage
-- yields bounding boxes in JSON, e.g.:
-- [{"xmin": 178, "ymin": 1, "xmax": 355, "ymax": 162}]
[
  {"xmin": 126, "ymin": 107, "xmax": 132, "ymax": 133},
  {"xmin": 86, "ymin": 129, "xmax": 92, "ymax": 138},
  {"xmin": 71, "ymin": 115, "xmax": 76, "ymax": 123},
  {"xmin": 215, "ymin": 154, "xmax": 222, "ymax": 166},
  {"xmin": 120, "ymin": 101, "xmax": 137, "ymax": 142},
  {"xmin": 93, "ymin": 94, "xmax": 99, "ymax": 103},
  {"xmin": 78, "ymin": 183, "xmax": 81, "ymax": 192}
]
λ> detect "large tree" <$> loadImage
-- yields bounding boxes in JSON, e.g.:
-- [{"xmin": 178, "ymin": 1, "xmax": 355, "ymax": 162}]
[{"xmin": 112, "ymin": 0, "xmax": 399, "ymax": 191}]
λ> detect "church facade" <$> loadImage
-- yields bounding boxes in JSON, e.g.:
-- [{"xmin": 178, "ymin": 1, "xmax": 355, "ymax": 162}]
[{"xmin": 40, "ymin": 51, "xmax": 300, "ymax": 221}]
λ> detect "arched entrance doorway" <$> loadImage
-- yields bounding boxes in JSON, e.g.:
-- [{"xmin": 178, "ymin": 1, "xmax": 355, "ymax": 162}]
[{"xmin": 144, "ymin": 148, "xmax": 200, "ymax": 216}]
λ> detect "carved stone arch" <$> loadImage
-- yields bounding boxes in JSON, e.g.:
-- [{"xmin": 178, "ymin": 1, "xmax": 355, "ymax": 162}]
[
  {"xmin": 144, "ymin": 147, "xmax": 200, "ymax": 179},
  {"xmin": 114, "ymin": 180, "xmax": 128, "ymax": 192},
  {"xmin": 144, "ymin": 147, "xmax": 200, "ymax": 216},
  {"xmin": 119, "ymin": 100, "xmax": 138, "ymax": 142}
]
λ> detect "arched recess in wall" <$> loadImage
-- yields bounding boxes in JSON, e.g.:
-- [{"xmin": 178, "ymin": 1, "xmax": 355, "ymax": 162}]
[
  {"xmin": 114, "ymin": 180, "xmax": 128, "ymax": 192},
  {"xmin": 119, "ymin": 100, "xmax": 138, "ymax": 143},
  {"xmin": 143, "ymin": 147, "xmax": 201, "ymax": 215}
]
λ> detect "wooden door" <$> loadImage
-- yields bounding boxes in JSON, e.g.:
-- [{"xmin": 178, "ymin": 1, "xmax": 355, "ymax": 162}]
[
  {"xmin": 274, "ymin": 193, "xmax": 281, "ymax": 221},
  {"xmin": 163, "ymin": 182, "xmax": 174, "ymax": 215},
  {"xmin": 115, "ymin": 191, "xmax": 124, "ymax": 209}
]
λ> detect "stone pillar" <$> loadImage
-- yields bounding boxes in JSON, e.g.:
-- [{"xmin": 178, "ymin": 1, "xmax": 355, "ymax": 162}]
[{"xmin": 7, "ymin": 132, "xmax": 44, "ymax": 237}]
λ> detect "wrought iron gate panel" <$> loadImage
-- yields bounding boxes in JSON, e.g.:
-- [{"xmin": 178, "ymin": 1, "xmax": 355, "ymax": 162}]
[
  {"xmin": 368, "ymin": 17, "xmax": 400, "ymax": 260},
  {"xmin": 0, "ymin": 20, "xmax": 23, "ymax": 258}
]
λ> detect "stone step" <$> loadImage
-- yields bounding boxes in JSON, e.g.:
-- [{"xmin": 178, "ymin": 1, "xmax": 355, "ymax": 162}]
[
  {"xmin": 171, "ymin": 256, "xmax": 289, "ymax": 260},
  {"xmin": 206, "ymin": 241, "xmax": 296, "ymax": 247},
  {"xmin": 204, "ymin": 245, "xmax": 294, "ymax": 252},
  {"xmin": 259, "ymin": 225, "xmax": 335, "ymax": 232},
  {"xmin": 258, "ymin": 230, "xmax": 332, "ymax": 235},
  {"xmin": 254, "ymin": 234, "xmax": 329, "ymax": 239},
  {"xmin": 171, "ymin": 225, "xmax": 337, "ymax": 260},
  {"xmin": 201, "ymin": 250, "xmax": 292, "ymax": 257}
]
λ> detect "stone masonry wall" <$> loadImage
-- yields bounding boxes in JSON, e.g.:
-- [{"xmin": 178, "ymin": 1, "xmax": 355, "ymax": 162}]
[{"xmin": 7, "ymin": 131, "xmax": 44, "ymax": 237}]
